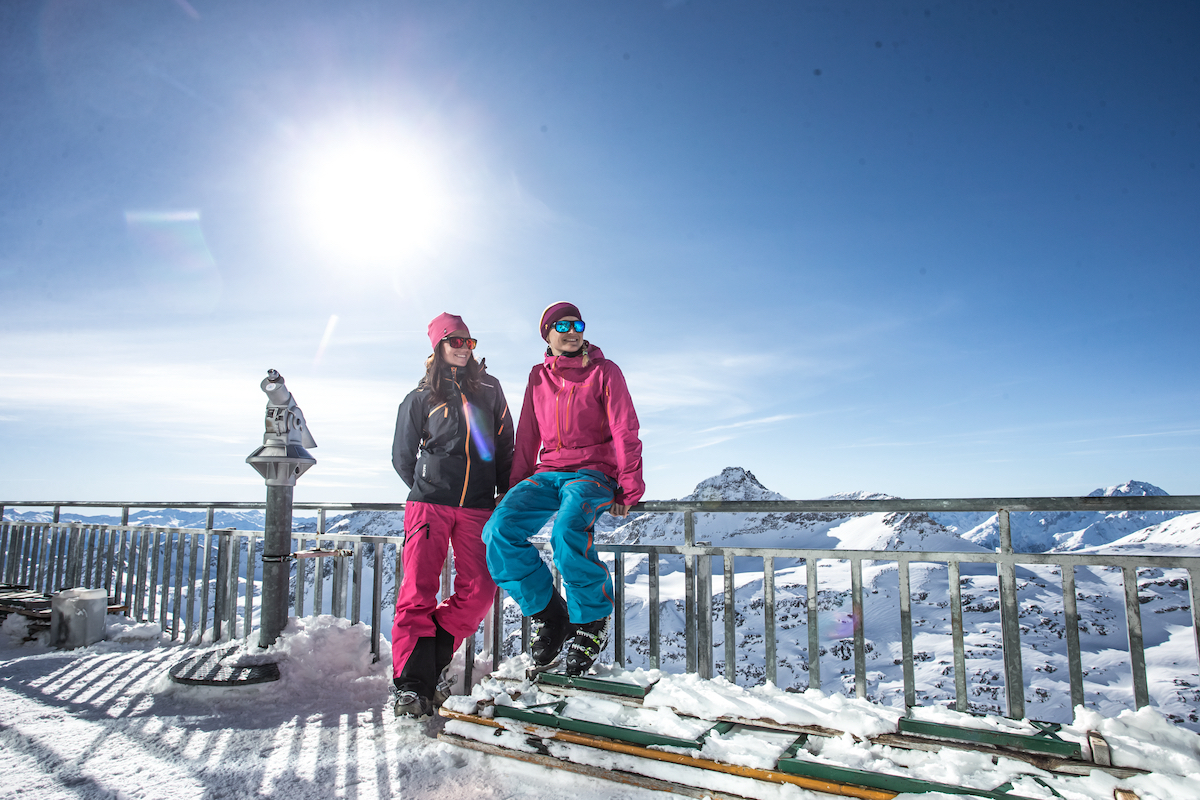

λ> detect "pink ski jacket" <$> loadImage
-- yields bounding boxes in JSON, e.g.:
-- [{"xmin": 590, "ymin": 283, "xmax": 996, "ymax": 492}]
[{"xmin": 510, "ymin": 343, "xmax": 645, "ymax": 507}]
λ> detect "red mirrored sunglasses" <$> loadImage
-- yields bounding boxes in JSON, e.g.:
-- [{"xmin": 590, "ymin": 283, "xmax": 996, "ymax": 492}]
[{"xmin": 441, "ymin": 336, "xmax": 477, "ymax": 350}]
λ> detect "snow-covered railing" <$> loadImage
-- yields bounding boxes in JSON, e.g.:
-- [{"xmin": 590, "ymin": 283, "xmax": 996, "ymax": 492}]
[{"xmin": 4, "ymin": 494, "xmax": 1199, "ymax": 724}]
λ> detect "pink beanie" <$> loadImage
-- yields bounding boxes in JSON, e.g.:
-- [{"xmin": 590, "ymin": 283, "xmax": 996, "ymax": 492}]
[
  {"xmin": 427, "ymin": 312, "xmax": 469, "ymax": 351},
  {"xmin": 539, "ymin": 301, "xmax": 581, "ymax": 340}
]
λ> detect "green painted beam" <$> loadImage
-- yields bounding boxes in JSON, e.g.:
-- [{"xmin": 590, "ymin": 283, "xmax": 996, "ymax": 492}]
[
  {"xmin": 492, "ymin": 704, "xmax": 713, "ymax": 750},
  {"xmin": 897, "ymin": 718, "xmax": 1082, "ymax": 759},
  {"xmin": 776, "ymin": 758, "xmax": 1039, "ymax": 799},
  {"xmin": 535, "ymin": 672, "xmax": 652, "ymax": 698}
]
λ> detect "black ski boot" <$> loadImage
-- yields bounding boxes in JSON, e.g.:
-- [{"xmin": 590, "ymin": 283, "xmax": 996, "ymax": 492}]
[
  {"xmin": 433, "ymin": 620, "xmax": 456, "ymax": 705},
  {"xmin": 530, "ymin": 592, "xmax": 574, "ymax": 668},
  {"xmin": 394, "ymin": 636, "xmax": 437, "ymax": 718},
  {"xmin": 392, "ymin": 686, "xmax": 434, "ymax": 719},
  {"xmin": 565, "ymin": 616, "xmax": 610, "ymax": 676}
]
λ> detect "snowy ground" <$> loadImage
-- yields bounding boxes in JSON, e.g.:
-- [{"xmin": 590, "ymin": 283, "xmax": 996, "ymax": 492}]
[{"xmin": 3, "ymin": 615, "xmax": 1200, "ymax": 800}]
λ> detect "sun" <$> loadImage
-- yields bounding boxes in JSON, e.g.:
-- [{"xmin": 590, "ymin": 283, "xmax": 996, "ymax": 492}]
[{"xmin": 295, "ymin": 129, "xmax": 455, "ymax": 264}]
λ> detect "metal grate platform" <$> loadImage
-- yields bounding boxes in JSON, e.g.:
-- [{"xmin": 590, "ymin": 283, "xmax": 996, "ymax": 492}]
[{"xmin": 168, "ymin": 646, "xmax": 281, "ymax": 686}]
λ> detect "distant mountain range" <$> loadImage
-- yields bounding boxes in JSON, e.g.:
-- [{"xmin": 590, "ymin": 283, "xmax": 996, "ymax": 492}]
[
  {"xmin": 4, "ymin": 469, "xmax": 1196, "ymax": 555},
  {"xmin": 601, "ymin": 467, "xmax": 1200, "ymax": 556}
]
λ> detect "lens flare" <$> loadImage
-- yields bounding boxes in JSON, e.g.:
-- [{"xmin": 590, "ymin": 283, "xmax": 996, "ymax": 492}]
[
  {"xmin": 466, "ymin": 400, "xmax": 495, "ymax": 463},
  {"xmin": 124, "ymin": 210, "xmax": 221, "ymax": 312}
]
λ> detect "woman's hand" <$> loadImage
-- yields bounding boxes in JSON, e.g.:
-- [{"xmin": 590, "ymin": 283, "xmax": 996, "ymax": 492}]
[
  {"xmin": 610, "ymin": 503, "xmax": 631, "ymax": 518},
  {"xmin": 494, "ymin": 492, "xmax": 506, "ymax": 508}
]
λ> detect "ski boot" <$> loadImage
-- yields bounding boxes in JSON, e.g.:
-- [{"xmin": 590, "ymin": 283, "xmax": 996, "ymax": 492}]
[
  {"xmin": 433, "ymin": 667, "xmax": 456, "ymax": 706},
  {"xmin": 565, "ymin": 616, "xmax": 610, "ymax": 676},
  {"xmin": 530, "ymin": 592, "xmax": 574, "ymax": 668},
  {"xmin": 393, "ymin": 688, "xmax": 434, "ymax": 719}
]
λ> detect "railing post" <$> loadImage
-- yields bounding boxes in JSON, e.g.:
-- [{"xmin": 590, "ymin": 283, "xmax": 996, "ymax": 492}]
[
  {"xmin": 764, "ymin": 554, "xmax": 777, "ymax": 686},
  {"xmin": 724, "ymin": 552, "xmax": 736, "ymax": 683},
  {"xmin": 613, "ymin": 551, "xmax": 625, "ymax": 668},
  {"xmin": 214, "ymin": 531, "xmax": 229, "ymax": 641},
  {"xmin": 898, "ymin": 557, "xmax": 916, "ymax": 708},
  {"xmin": 697, "ymin": 542, "xmax": 713, "ymax": 680},
  {"xmin": 172, "ymin": 527, "xmax": 186, "ymax": 640},
  {"xmin": 332, "ymin": 537, "xmax": 347, "ymax": 619},
  {"xmin": 948, "ymin": 560, "xmax": 967, "ymax": 712},
  {"xmin": 314, "ymin": 509, "xmax": 326, "ymax": 615},
  {"xmin": 996, "ymin": 508, "xmax": 1025, "ymax": 719},
  {"xmin": 1061, "ymin": 563, "xmax": 1084, "ymax": 712},
  {"xmin": 491, "ymin": 588, "xmax": 503, "ymax": 672},
  {"xmin": 0, "ymin": 514, "xmax": 10, "ymax": 584},
  {"xmin": 648, "ymin": 548, "xmax": 660, "ymax": 670},
  {"xmin": 684, "ymin": 511, "xmax": 696, "ymax": 673},
  {"xmin": 117, "ymin": 508, "xmax": 131, "ymax": 607},
  {"xmin": 1122, "ymin": 566, "xmax": 1150, "ymax": 709},
  {"xmin": 198, "ymin": 509, "xmax": 214, "ymax": 642},
  {"xmin": 807, "ymin": 557, "xmax": 821, "ymax": 692},
  {"xmin": 371, "ymin": 541, "xmax": 384, "ymax": 663},
  {"xmin": 351, "ymin": 541, "xmax": 363, "ymax": 625},
  {"xmin": 851, "ymin": 557, "xmax": 866, "ymax": 699},
  {"xmin": 135, "ymin": 529, "xmax": 150, "ymax": 622}
]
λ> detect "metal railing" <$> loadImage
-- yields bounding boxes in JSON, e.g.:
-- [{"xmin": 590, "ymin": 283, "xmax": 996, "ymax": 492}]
[{"xmin": 3, "ymin": 494, "xmax": 1199, "ymax": 722}]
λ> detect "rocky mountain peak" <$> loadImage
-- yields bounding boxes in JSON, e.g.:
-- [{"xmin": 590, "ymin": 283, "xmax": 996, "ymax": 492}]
[
  {"xmin": 681, "ymin": 467, "xmax": 786, "ymax": 502},
  {"xmin": 1088, "ymin": 480, "xmax": 1168, "ymax": 498}
]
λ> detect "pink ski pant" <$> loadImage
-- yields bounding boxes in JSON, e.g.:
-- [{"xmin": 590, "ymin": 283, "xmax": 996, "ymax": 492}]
[{"xmin": 391, "ymin": 500, "xmax": 497, "ymax": 679}]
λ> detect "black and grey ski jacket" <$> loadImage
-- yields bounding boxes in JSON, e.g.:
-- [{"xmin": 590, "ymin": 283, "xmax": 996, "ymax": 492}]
[{"xmin": 392, "ymin": 365, "xmax": 514, "ymax": 509}]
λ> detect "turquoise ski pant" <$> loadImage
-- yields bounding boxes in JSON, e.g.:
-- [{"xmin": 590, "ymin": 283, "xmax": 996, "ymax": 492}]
[{"xmin": 483, "ymin": 470, "xmax": 616, "ymax": 624}]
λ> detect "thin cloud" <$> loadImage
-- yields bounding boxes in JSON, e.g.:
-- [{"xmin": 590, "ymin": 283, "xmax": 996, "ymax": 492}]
[{"xmin": 697, "ymin": 414, "xmax": 799, "ymax": 434}]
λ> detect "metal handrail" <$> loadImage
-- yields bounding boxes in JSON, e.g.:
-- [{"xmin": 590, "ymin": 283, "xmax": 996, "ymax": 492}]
[{"xmin": 3, "ymin": 495, "xmax": 1198, "ymax": 723}]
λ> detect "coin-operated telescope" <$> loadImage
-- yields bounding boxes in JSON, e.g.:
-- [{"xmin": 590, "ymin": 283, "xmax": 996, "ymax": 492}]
[
  {"xmin": 246, "ymin": 369, "xmax": 317, "ymax": 486},
  {"xmin": 246, "ymin": 369, "xmax": 317, "ymax": 647}
]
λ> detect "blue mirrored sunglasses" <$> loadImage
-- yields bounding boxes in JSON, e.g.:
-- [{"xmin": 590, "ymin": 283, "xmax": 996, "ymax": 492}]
[{"xmin": 552, "ymin": 319, "xmax": 585, "ymax": 333}]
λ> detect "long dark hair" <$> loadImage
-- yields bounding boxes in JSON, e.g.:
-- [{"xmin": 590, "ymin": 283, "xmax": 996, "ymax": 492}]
[{"xmin": 423, "ymin": 345, "xmax": 486, "ymax": 403}]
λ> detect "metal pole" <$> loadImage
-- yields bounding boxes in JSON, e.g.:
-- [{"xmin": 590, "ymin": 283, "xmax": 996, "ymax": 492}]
[
  {"xmin": 259, "ymin": 485, "xmax": 294, "ymax": 647},
  {"xmin": 764, "ymin": 555, "xmax": 776, "ymax": 686},
  {"xmin": 948, "ymin": 561, "xmax": 967, "ymax": 712},
  {"xmin": 371, "ymin": 541, "xmax": 384, "ymax": 662},
  {"xmin": 899, "ymin": 558, "xmax": 916, "ymax": 708},
  {"xmin": 851, "ymin": 557, "xmax": 866, "ymax": 699},
  {"xmin": 613, "ymin": 552, "xmax": 625, "ymax": 668},
  {"xmin": 724, "ymin": 552, "xmax": 736, "ymax": 683},
  {"xmin": 697, "ymin": 543, "xmax": 712, "ymax": 680},
  {"xmin": 996, "ymin": 509, "xmax": 1025, "ymax": 719},
  {"xmin": 648, "ymin": 549, "xmax": 660, "ymax": 670}
]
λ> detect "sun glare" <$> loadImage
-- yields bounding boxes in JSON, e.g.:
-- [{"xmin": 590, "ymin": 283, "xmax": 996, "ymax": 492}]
[{"xmin": 296, "ymin": 131, "xmax": 455, "ymax": 264}]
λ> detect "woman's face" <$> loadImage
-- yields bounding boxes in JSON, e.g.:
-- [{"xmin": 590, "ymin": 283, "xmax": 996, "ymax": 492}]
[
  {"xmin": 441, "ymin": 329, "xmax": 472, "ymax": 368},
  {"xmin": 547, "ymin": 316, "xmax": 584, "ymax": 356}
]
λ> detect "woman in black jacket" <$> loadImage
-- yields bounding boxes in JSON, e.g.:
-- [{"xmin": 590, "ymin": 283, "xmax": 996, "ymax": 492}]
[{"xmin": 390, "ymin": 312, "xmax": 514, "ymax": 718}]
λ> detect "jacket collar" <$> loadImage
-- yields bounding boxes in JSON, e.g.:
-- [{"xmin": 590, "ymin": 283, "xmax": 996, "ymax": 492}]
[{"xmin": 544, "ymin": 342, "xmax": 605, "ymax": 371}]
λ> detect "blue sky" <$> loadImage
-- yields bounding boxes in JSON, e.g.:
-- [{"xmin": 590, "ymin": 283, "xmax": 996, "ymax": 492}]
[{"xmin": 2, "ymin": 0, "xmax": 1197, "ymax": 505}]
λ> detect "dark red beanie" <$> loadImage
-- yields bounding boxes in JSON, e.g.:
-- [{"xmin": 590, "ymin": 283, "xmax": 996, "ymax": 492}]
[{"xmin": 539, "ymin": 302, "xmax": 581, "ymax": 340}]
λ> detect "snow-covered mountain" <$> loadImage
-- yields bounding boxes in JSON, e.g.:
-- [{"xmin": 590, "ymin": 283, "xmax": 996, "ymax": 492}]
[
  {"xmin": 1, "ymin": 507, "xmax": 276, "ymax": 530},
  {"xmin": 944, "ymin": 480, "xmax": 1187, "ymax": 553},
  {"xmin": 608, "ymin": 467, "xmax": 986, "ymax": 554}
]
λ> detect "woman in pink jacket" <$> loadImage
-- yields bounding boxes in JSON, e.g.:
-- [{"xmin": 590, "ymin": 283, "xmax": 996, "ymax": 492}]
[{"xmin": 483, "ymin": 302, "xmax": 644, "ymax": 676}]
